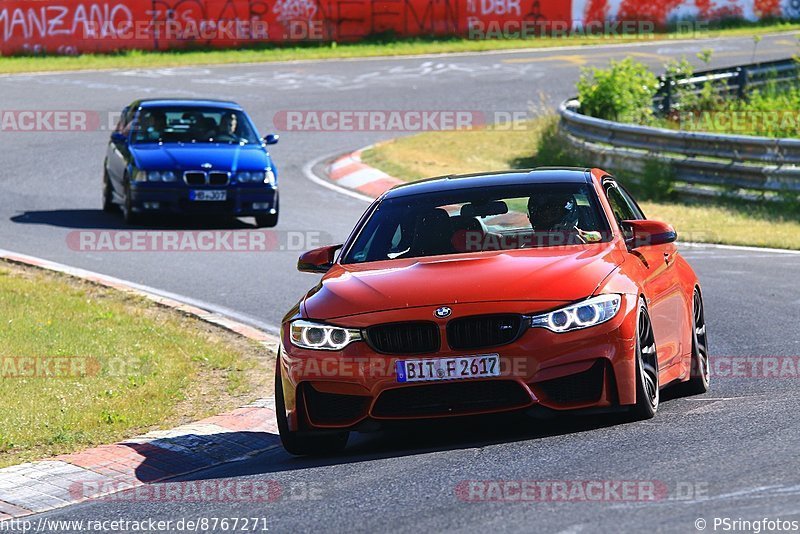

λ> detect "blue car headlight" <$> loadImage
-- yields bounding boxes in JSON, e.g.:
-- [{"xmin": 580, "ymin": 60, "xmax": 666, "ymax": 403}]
[
  {"xmin": 236, "ymin": 169, "xmax": 275, "ymax": 184},
  {"xmin": 236, "ymin": 171, "xmax": 255, "ymax": 183},
  {"xmin": 134, "ymin": 170, "xmax": 177, "ymax": 183},
  {"xmin": 528, "ymin": 294, "xmax": 621, "ymax": 333}
]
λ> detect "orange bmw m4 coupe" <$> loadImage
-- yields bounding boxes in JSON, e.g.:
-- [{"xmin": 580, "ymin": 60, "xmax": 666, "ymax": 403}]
[{"xmin": 276, "ymin": 168, "xmax": 709, "ymax": 455}]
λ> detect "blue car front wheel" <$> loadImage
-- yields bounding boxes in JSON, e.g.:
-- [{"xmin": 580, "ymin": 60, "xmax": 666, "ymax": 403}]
[
  {"xmin": 122, "ymin": 178, "xmax": 144, "ymax": 226},
  {"xmin": 254, "ymin": 199, "xmax": 279, "ymax": 228},
  {"xmin": 102, "ymin": 170, "xmax": 117, "ymax": 214}
]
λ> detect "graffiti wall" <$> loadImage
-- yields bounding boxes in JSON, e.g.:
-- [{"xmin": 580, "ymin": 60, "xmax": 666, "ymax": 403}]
[
  {"xmin": 0, "ymin": 0, "xmax": 794, "ymax": 55},
  {"xmin": 574, "ymin": 0, "xmax": 787, "ymax": 24}
]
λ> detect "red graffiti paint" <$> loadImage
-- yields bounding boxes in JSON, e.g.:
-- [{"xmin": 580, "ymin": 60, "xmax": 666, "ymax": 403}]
[
  {"xmin": 0, "ymin": 0, "xmax": 571, "ymax": 54},
  {"xmin": 0, "ymin": 0, "xmax": 788, "ymax": 55}
]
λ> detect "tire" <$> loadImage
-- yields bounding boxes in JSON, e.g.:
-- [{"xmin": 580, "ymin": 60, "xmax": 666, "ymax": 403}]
[
  {"xmin": 255, "ymin": 200, "xmax": 279, "ymax": 228},
  {"xmin": 255, "ymin": 213, "xmax": 279, "ymax": 228},
  {"xmin": 275, "ymin": 362, "xmax": 348, "ymax": 456},
  {"xmin": 121, "ymin": 179, "xmax": 142, "ymax": 225},
  {"xmin": 678, "ymin": 289, "xmax": 710, "ymax": 396},
  {"xmin": 102, "ymin": 170, "xmax": 117, "ymax": 213},
  {"xmin": 629, "ymin": 299, "xmax": 659, "ymax": 420}
]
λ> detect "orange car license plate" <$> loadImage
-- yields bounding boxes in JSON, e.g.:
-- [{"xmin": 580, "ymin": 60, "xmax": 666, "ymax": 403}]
[{"xmin": 395, "ymin": 354, "xmax": 500, "ymax": 383}]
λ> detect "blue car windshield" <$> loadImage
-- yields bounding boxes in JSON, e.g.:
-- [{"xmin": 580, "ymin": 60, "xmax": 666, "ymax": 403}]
[{"xmin": 130, "ymin": 107, "xmax": 259, "ymax": 145}]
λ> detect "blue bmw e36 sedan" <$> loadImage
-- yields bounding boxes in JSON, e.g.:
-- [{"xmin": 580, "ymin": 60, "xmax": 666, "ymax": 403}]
[{"xmin": 103, "ymin": 98, "xmax": 280, "ymax": 227}]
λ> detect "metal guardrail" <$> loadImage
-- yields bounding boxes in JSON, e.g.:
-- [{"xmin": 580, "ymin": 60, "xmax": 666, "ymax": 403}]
[
  {"xmin": 654, "ymin": 58, "xmax": 800, "ymax": 113},
  {"xmin": 558, "ymin": 59, "xmax": 800, "ymax": 194}
]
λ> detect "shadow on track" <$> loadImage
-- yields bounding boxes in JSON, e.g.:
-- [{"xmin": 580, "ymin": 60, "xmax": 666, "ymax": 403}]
[
  {"xmin": 141, "ymin": 409, "xmax": 660, "ymax": 485},
  {"xmin": 116, "ymin": 432, "xmax": 282, "ymax": 484},
  {"xmin": 10, "ymin": 209, "xmax": 258, "ymax": 230}
]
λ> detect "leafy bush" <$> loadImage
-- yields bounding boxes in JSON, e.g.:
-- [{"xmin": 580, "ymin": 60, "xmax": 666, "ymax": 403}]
[
  {"xmin": 634, "ymin": 159, "xmax": 676, "ymax": 201},
  {"xmin": 576, "ymin": 58, "xmax": 660, "ymax": 124},
  {"xmin": 526, "ymin": 117, "xmax": 590, "ymax": 168},
  {"xmin": 727, "ymin": 82, "xmax": 800, "ymax": 138},
  {"xmin": 530, "ymin": 118, "xmax": 673, "ymax": 201}
]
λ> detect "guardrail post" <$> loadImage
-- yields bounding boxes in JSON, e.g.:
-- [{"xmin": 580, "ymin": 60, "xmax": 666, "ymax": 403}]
[
  {"xmin": 663, "ymin": 81, "xmax": 673, "ymax": 114},
  {"xmin": 736, "ymin": 67, "xmax": 748, "ymax": 99}
]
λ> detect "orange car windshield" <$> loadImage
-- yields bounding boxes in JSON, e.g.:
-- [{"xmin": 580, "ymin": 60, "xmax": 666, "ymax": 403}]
[{"xmin": 342, "ymin": 183, "xmax": 612, "ymax": 264}]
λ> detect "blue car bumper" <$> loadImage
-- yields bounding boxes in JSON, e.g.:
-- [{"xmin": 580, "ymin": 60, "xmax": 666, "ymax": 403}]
[{"xmin": 129, "ymin": 184, "xmax": 278, "ymax": 216}]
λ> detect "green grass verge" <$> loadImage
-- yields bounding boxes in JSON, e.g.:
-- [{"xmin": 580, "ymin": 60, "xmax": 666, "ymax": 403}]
[
  {"xmin": 0, "ymin": 261, "xmax": 272, "ymax": 467},
  {"xmin": 1, "ymin": 22, "xmax": 798, "ymax": 74},
  {"xmin": 361, "ymin": 117, "xmax": 800, "ymax": 250}
]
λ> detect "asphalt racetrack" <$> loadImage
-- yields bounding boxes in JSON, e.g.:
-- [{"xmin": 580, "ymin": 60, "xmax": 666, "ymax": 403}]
[{"xmin": 2, "ymin": 33, "xmax": 799, "ymax": 532}]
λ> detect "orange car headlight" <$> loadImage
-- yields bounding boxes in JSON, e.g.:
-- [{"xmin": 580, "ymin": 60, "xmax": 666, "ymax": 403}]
[
  {"xmin": 290, "ymin": 320, "xmax": 362, "ymax": 351},
  {"xmin": 528, "ymin": 294, "xmax": 621, "ymax": 333}
]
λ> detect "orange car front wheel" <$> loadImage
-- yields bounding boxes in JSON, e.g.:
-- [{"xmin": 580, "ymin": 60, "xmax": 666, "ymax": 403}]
[{"xmin": 275, "ymin": 364, "xmax": 349, "ymax": 456}]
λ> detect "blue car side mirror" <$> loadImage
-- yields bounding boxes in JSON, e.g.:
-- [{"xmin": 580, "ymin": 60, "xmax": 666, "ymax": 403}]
[
  {"xmin": 264, "ymin": 134, "xmax": 279, "ymax": 145},
  {"xmin": 110, "ymin": 131, "xmax": 127, "ymax": 143}
]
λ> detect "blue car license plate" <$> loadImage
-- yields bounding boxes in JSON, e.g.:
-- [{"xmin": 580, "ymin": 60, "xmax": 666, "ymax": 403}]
[{"xmin": 190, "ymin": 190, "xmax": 227, "ymax": 201}]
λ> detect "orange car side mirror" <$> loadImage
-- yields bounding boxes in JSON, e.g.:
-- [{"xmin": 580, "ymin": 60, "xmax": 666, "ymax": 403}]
[
  {"xmin": 621, "ymin": 220, "xmax": 677, "ymax": 249},
  {"xmin": 298, "ymin": 244, "xmax": 342, "ymax": 274}
]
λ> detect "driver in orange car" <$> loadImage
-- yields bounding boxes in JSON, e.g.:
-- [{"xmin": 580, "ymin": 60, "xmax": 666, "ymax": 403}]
[{"xmin": 527, "ymin": 191, "xmax": 600, "ymax": 244}]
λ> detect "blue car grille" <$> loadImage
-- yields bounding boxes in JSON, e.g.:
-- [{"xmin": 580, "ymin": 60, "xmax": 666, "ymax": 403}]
[
  {"xmin": 183, "ymin": 171, "xmax": 230, "ymax": 186},
  {"xmin": 184, "ymin": 171, "xmax": 205, "ymax": 185},
  {"xmin": 209, "ymin": 172, "xmax": 229, "ymax": 185}
]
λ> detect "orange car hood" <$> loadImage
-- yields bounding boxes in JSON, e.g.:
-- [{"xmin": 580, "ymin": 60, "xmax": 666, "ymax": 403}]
[{"xmin": 303, "ymin": 243, "xmax": 625, "ymax": 320}]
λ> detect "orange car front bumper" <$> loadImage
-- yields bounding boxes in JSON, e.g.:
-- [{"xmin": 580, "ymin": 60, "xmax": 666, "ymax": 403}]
[{"xmin": 278, "ymin": 295, "xmax": 639, "ymax": 432}]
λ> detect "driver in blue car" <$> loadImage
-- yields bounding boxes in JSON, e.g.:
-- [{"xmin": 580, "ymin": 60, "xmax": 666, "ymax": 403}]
[{"xmin": 216, "ymin": 112, "xmax": 241, "ymax": 142}]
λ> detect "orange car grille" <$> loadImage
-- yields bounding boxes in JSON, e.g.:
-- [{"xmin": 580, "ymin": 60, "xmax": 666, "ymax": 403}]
[
  {"xmin": 447, "ymin": 314, "xmax": 525, "ymax": 350},
  {"xmin": 365, "ymin": 322, "xmax": 440, "ymax": 354},
  {"xmin": 303, "ymin": 384, "xmax": 370, "ymax": 426},
  {"xmin": 372, "ymin": 380, "xmax": 531, "ymax": 418},
  {"xmin": 532, "ymin": 360, "xmax": 606, "ymax": 404}
]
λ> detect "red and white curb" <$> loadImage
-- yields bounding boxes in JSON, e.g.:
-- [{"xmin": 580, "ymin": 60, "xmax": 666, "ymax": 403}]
[
  {"xmin": 0, "ymin": 250, "xmax": 281, "ymax": 520},
  {"xmin": 327, "ymin": 147, "xmax": 404, "ymax": 199}
]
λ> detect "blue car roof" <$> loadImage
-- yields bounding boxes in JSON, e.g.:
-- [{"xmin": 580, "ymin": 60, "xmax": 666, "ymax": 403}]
[
  {"xmin": 134, "ymin": 99, "xmax": 243, "ymax": 111},
  {"xmin": 382, "ymin": 168, "xmax": 593, "ymax": 199}
]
